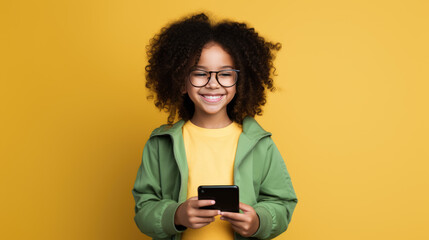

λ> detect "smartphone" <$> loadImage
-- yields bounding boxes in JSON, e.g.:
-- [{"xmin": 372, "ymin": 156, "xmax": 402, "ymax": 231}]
[{"xmin": 198, "ymin": 185, "xmax": 239, "ymax": 212}]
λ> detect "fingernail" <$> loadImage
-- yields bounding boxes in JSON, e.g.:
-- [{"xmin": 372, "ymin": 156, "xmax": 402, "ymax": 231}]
[
  {"xmin": 211, "ymin": 200, "xmax": 215, "ymax": 204},
  {"xmin": 218, "ymin": 210, "xmax": 221, "ymax": 215}
]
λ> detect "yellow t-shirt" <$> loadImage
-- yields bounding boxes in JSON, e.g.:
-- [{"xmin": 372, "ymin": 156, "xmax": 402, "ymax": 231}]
[{"xmin": 181, "ymin": 120, "xmax": 242, "ymax": 240}]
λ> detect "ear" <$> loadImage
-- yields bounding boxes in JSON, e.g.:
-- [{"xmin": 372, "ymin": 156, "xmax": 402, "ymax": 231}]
[{"xmin": 181, "ymin": 84, "xmax": 187, "ymax": 94}]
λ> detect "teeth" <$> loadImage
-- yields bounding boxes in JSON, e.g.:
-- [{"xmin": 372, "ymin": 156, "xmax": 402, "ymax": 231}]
[{"xmin": 204, "ymin": 95, "xmax": 221, "ymax": 99}]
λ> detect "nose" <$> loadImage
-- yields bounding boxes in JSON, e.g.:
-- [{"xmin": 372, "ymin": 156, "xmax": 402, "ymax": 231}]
[{"xmin": 206, "ymin": 72, "xmax": 220, "ymax": 88}]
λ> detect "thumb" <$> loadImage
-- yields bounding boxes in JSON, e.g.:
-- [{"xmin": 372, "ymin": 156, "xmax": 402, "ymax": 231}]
[{"xmin": 239, "ymin": 202, "xmax": 254, "ymax": 213}]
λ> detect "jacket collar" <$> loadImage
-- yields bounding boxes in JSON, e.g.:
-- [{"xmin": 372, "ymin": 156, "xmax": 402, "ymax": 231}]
[
  {"xmin": 150, "ymin": 120, "xmax": 188, "ymax": 201},
  {"xmin": 150, "ymin": 116, "xmax": 271, "ymax": 141},
  {"xmin": 235, "ymin": 117, "xmax": 272, "ymax": 170},
  {"xmin": 150, "ymin": 119, "xmax": 185, "ymax": 138},
  {"xmin": 241, "ymin": 116, "xmax": 272, "ymax": 140},
  {"xmin": 149, "ymin": 116, "xmax": 272, "ymax": 170}
]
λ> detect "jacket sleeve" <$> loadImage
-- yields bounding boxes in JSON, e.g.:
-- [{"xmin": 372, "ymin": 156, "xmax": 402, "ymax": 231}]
[
  {"xmin": 132, "ymin": 137, "xmax": 184, "ymax": 239},
  {"xmin": 252, "ymin": 138, "xmax": 298, "ymax": 239}
]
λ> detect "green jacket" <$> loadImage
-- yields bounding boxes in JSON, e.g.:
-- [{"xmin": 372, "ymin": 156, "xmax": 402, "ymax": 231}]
[{"xmin": 132, "ymin": 117, "xmax": 297, "ymax": 240}]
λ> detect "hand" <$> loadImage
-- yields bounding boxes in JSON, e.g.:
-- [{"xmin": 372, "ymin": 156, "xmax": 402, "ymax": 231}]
[
  {"xmin": 220, "ymin": 202, "xmax": 260, "ymax": 237},
  {"xmin": 174, "ymin": 196, "xmax": 220, "ymax": 229}
]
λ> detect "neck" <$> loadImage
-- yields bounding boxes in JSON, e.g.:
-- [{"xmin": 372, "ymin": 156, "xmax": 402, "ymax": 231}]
[{"xmin": 190, "ymin": 112, "xmax": 232, "ymax": 129}]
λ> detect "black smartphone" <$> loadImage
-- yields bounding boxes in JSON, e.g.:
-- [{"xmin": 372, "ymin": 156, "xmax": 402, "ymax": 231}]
[{"xmin": 198, "ymin": 185, "xmax": 239, "ymax": 212}]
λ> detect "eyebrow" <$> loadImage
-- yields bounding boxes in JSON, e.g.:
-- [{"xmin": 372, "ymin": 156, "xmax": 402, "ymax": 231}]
[{"xmin": 193, "ymin": 65, "xmax": 235, "ymax": 70}]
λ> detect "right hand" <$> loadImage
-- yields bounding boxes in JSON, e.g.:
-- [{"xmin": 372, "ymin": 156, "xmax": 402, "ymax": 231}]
[{"xmin": 174, "ymin": 196, "xmax": 220, "ymax": 229}]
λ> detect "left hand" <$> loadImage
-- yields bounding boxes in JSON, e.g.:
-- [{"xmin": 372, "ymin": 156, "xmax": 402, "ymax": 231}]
[{"xmin": 220, "ymin": 202, "xmax": 260, "ymax": 237}]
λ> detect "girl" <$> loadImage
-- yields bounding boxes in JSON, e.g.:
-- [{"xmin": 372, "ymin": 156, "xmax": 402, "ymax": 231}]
[{"xmin": 132, "ymin": 13, "xmax": 297, "ymax": 240}]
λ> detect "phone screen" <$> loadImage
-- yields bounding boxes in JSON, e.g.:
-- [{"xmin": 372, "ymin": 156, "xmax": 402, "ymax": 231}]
[{"xmin": 198, "ymin": 185, "xmax": 239, "ymax": 212}]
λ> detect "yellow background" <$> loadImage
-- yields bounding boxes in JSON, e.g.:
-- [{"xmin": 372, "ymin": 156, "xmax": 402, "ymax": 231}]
[{"xmin": 1, "ymin": 0, "xmax": 428, "ymax": 239}]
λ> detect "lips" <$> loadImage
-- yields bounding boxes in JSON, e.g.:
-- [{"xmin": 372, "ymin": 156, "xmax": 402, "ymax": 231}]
[{"xmin": 200, "ymin": 94, "xmax": 224, "ymax": 103}]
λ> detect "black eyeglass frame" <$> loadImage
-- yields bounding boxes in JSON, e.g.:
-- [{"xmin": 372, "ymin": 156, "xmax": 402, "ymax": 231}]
[{"xmin": 188, "ymin": 69, "xmax": 240, "ymax": 88}]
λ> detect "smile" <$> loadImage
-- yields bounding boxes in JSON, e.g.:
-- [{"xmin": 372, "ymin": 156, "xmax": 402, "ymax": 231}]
[{"xmin": 200, "ymin": 94, "xmax": 224, "ymax": 103}]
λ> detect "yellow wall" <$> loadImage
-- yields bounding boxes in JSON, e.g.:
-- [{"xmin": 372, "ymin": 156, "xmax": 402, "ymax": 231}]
[{"xmin": 1, "ymin": 0, "xmax": 428, "ymax": 239}]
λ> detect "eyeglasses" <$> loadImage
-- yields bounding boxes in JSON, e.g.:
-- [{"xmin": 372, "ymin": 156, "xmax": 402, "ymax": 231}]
[{"xmin": 188, "ymin": 69, "xmax": 240, "ymax": 88}]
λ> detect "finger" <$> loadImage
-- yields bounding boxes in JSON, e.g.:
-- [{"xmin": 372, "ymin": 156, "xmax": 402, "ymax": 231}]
[
  {"xmin": 220, "ymin": 216, "xmax": 242, "ymax": 226},
  {"xmin": 226, "ymin": 223, "xmax": 243, "ymax": 235},
  {"xmin": 192, "ymin": 199, "xmax": 216, "ymax": 208},
  {"xmin": 229, "ymin": 223, "xmax": 245, "ymax": 236},
  {"xmin": 239, "ymin": 202, "xmax": 254, "ymax": 213},
  {"xmin": 195, "ymin": 209, "xmax": 220, "ymax": 217},
  {"xmin": 193, "ymin": 216, "xmax": 215, "ymax": 223},
  {"xmin": 226, "ymin": 219, "xmax": 255, "ymax": 238},
  {"xmin": 220, "ymin": 211, "xmax": 247, "ymax": 222},
  {"xmin": 190, "ymin": 222, "xmax": 211, "ymax": 229},
  {"xmin": 188, "ymin": 216, "xmax": 215, "ymax": 229}
]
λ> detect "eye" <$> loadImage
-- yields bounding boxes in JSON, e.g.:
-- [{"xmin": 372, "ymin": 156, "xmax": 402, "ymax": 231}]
[
  {"xmin": 218, "ymin": 71, "xmax": 234, "ymax": 77},
  {"xmin": 219, "ymin": 73, "xmax": 232, "ymax": 77},
  {"xmin": 191, "ymin": 71, "xmax": 208, "ymax": 77}
]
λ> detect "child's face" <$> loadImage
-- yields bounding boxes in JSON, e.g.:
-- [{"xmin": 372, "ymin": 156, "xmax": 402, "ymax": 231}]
[{"xmin": 185, "ymin": 42, "xmax": 237, "ymax": 124}]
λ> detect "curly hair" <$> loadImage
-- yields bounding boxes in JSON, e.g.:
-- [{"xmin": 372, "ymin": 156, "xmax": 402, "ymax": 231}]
[{"xmin": 145, "ymin": 13, "xmax": 281, "ymax": 124}]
